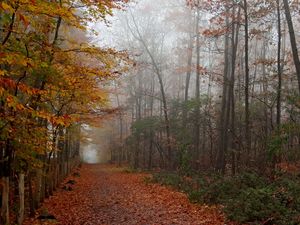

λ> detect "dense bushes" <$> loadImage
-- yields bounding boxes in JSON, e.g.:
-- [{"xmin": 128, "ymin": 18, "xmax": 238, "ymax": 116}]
[
  {"xmin": 150, "ymin": 171, "xmax": 300, "ymax": 225},
  {"xmin": 151, "ymin": 172, "xmax": 187, "ymax": 190}
]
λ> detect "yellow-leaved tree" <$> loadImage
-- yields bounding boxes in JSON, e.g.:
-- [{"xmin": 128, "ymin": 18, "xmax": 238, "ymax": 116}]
[{"xmin": 0, "ymin": 0, "xmax": 129, "ymax": 224}]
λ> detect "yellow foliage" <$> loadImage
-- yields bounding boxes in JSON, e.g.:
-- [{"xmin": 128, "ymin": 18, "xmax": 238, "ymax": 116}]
[{"xmin": 0, "ymin": 0, "xmax": 129, "ymax": 170}]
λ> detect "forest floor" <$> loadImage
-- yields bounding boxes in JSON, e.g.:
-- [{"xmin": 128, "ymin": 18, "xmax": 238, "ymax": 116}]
[{"xmin": 24, "ymin": 164, "xmax": 231, "ymax": 225}]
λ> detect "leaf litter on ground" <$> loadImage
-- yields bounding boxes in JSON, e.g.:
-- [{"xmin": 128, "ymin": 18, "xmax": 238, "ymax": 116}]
[{"xmin": 24, "ymin": 164, "xmax": 236, "ymax": 225}]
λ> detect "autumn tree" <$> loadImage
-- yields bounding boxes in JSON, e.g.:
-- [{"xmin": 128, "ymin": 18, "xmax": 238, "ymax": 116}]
[{"xmin": 0, "ymin": 0, "xmax": 128, "ymax": 224}]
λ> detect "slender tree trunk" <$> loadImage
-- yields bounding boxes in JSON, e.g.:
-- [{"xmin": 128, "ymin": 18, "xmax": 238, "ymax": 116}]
[
  {"xmin": 155, "ymin": 67, "xmax": 172, "ymax": 168},
  {"xmin": 133, "ymin": 90, "xmax": 141, "ymax": 169},
  {"xmin": 261, "ymin": 37, "xmax": 269, "ymax": 147},
  {"xmin": 116, "ymin": 92, "xmax": 123, "ymax": 166},
  {"xmin": 230, "ymin": 6, "xmax": 240, "ymax": 175},
  {"xmin": 1, "ymin": 141, "xmax": 12, "ymax": 225},
  {"xmin": 134, "ymin": 137, "xmax": 140, "ymax": 169},
  {"xmin": 195, "ymin": 7, "xmax": 201, "ymax": 163},
  {"xmin": 28, "ymin": 172, "xmax": 35, "ymax": 216},
  {"xmin": 184, "ymin": 9, "xmax": 195, "ymax": 105},
  {"xmin": 183, "ymin": 35, "xmax": 194, "ymax": 130},
  {"xmin": 17, "ymin": 173, "xmax": 25, "ymax": 225},
  {"xmin": 243, "ymin": 0, "xmax": 251, "ymax": 161},
  {"xmin": 236, "ymin": 54, "xmax": 243, "ymax": 167},
  {"xmin": 216, "ymin": 7, "xmax": 231, "ymax": 173},
  {"xmin": 282, "ymin": 0, "xmax": 300, "ymax": 92},
  {"xmin": 148, "ymin": 77, "xmax": 155, "ymax": 169},
  {"xmin": 1, "ymin": 177, "xmax": 9, "ymax": 225},
  {"xmin": 274, "ymin": 0, "xmax": 283, "ymax": 169},
  {"xmin": 148, "ymin": 133, "xmax": 153, "ymax": 169},
  {"xmin": 185, "ymin": 37, "xmax": 193, "ymax": 103},
  {"xmin": 276, "ymin": 0, "xmax": 282, "ymax": 127}
]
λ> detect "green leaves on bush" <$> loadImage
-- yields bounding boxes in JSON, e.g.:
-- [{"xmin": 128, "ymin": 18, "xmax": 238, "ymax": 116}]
[{"xmin": 150, "ymin": 171, "xmax": 300, "ymax": 225}]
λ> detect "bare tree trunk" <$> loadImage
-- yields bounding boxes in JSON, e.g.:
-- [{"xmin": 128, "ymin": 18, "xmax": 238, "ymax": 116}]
[
  {"xmin": 1, "ymin": 177, "xmax": 9, "ymax": 225},
  {"xmin": 195, "ymin": 7, "xmax": 201, "ymax": 163},
  {"xmin": 276, "ymin": 0, "xmax": 282, "ymax": 127},
  {"xmin": 35, "ymin": 168, "xmax": 42, "ymax": 208},
  {"xmin": 116, "ymin": 92, "xmax": 123, "ymax": 166},
  {"xmin": 261, "ymin": 37, "xmax": 269, "ymax": 148},
  {"xmin": 28, "ymin": 172, "xmax": 35, "ymax": 216},
  {"xmin": 216, "ymin": 7, "xmax": 231, "ymax": 173},
  {"xmin": 230, "ymin": 5, "xmax": 240, "ymax": 175},
  {"xmin": 185, "ymin": 37, "xmax": 193, "ymax": 103},
  {"xmin": 17, "ymin": 173, "xmax": 25, "ymax": 225},
  {"xmin": 134, "ymin": 136, "xmax": 140, "ymax": 169},
  {"xmin": 274, "ymin": 0, "xmax": 283, "ymax": 170},
  {"xmin": 148, "ymin": 77, "xmax": 155, "ymax": 169},
  {"xmin": 243, "ymin": 0, "xmax": 251, "ymax": 161},
  {"xmin": 236, "ymin": 53, "xmax": 244, "ymax": 167},
  {"xmin": 283, "ymin": 0, "xmax": 300, "ymax": 92},
  {"xmin": 133, "ymin": 86, "xmax": 142, "ymax": 169},
  {"xmin": 183, "ymin": 34, "xmax": 194, "ymax": 130}
]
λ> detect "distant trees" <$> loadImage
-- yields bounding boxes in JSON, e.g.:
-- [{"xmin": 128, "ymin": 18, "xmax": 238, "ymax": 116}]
[{"xmin": 107, "ymin": 0, "xmax": 299, "ymax": 179}]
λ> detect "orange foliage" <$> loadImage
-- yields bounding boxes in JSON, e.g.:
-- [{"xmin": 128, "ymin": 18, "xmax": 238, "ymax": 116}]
[{"xmin": 24, "ymin": 164, "xmax": 233, "ymax": 225}]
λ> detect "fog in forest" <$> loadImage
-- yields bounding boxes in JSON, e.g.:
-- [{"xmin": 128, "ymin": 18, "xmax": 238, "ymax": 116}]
[
  {"xmin": 2, "ymin": 0, "xmax": 300, "ymax": 224},
  {"xmin": 82, "ymin": 0, "xmax": 300, "ymax": 171}
]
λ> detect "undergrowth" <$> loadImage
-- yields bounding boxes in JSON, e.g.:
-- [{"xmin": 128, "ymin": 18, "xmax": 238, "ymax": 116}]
[{"xmin": 149, "ymin": 171, "xmax": 300, "ymax": 225}]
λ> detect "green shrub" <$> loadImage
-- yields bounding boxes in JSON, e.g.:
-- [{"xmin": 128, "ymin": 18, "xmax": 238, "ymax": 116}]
[
  {"xmin": 178, "ymin": 144, "xmax": 192, "ymax": 176},
  {"xmin": 226, "ymin": 187, "xmax": 280, "ymax": 224},
  {"xmin": 151, "ymin": 171, "xmax": 300, "ymax": 225},
  {"xmin": 151, "ymin": 172, "xmax": 182, "ymax": 188},
  {"xmin": 188, "ymin": 172, "xmax": 267, "ymax": 205}
]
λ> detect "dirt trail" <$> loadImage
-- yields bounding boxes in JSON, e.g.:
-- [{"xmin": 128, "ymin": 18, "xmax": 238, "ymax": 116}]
[{"xmin": 25, "ymin": 164, "xmax": 228, "ymax": 225}]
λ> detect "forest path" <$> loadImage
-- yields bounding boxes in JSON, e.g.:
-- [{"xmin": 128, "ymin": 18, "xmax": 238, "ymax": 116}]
[{"xmin": 25, "ymin": 164, "xmax": 227, "ymax": 225}]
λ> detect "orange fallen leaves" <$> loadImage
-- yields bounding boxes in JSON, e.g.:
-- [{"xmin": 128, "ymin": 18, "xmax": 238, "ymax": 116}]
[{"xmin": 24, "ymin": 164, "xmax": 235, "ymax": 225}]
